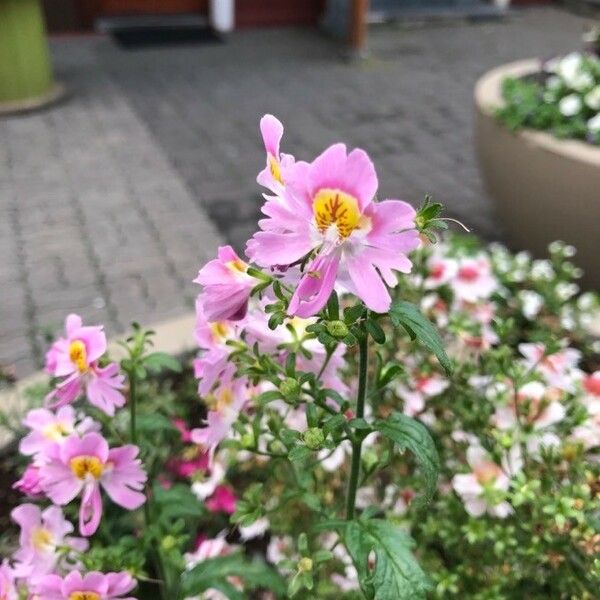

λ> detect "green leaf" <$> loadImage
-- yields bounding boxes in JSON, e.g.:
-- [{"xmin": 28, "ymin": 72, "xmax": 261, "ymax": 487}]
[
  {"xmin": 153, "ymin": 483, "xmax": 205, "ymax": 521},
  {"xmin": 389, "ymin": 301, "xmax": 452, "ymax": 375},
  {"xmin": 181, "ymin": 552, "xmax": 286, "ymax": 597},
  {"xmin": 366, "ymin": 319, "xmax": 386, "ymax": 344},
  {"xmin": 288, "ymin": 445, "xmax": 312, "ymax": 462},
  {"xmin": 337, "ymin": 518, "xmax": 431, "ymax": 600},
  {"xmin": 374, "ymin": 412, "xmax": 439, "ymax": 507},
  {"xmin": 143, "ymin": 352, "xmax": 182, "ymax": 373}
]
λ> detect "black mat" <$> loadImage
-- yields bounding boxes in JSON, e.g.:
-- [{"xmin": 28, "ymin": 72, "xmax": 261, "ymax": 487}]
[{"xmin": 112, "ymin": 26, "xmax": 222, "ymax": 50}]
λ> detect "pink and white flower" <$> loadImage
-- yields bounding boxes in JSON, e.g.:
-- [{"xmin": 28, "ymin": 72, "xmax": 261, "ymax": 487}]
[
  {"xmin": 446, "ymin": 255, "xmax": 498, "ymax": 303},
  {"xmin": 571, "ymin": 372, "xmax": 600, "ymax": 449},
  {"xmin": 45, "ymin": 314, "xmax": 126, "ymax": 416},
  {"xmin": 194, "ymin": 246, "xmax": 255, "ymax": 322},
  {"xmin": 10, "ymin": 503, "xmax": 87, "ymax": 581},
  {"xmin": 20, "ymin": 406, "xmax": 98, "ymax": 460},
  {"xmin": 39, "ymin": 432, "xmax": 147, "ymax": 536},
  {"xmin": 0, "ymin": 561, "xmax": 18, "ymax": 600},
  {"xmin": 424, "ymin": 255, "xmax": 458, "ymax": 289},
  {"xmin": 191, "ymin": 369, "xmax": 249, "ymax": 464},
  {"xmin": 492, "ymin": 381, "xmax": 565, "ymax": 453},
  {"xmin": 395, "ymin": 372, "xmax": 449, "ymax": 416},
  {"xmin": 36, "ymin": 571, "xmax": 136, "ymax": 600},
  {"xmin": 519, "ymin": 343, "xmax": 582, "ymax": 393},
  {"xmin": 452, "ymin": 445, "xmax": 514, "ymax": 518},
  {"xmin": 247, "ymin": 140, "xmax": 420, "ymax": 316}
]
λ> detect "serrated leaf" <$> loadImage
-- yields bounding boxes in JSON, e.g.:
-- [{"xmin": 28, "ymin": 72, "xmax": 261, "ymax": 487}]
[
  {"xmin": 338, "ymin": 518, "xmax": 431, "ymax": 600},
  {"xmin": 323, "ymin": 414, "xmax": 346, "ymax": 436},
  {"xmin": 181, "ymin": 552, "xmax": 285, "ymax": 597},
  {"xmin": 143, "ymin": 352, "xmax": 182, "ymax": 373},
  {"xmin": 374, "ymin": 412, "xmax": 439, "ymax": 507},
  {"xmin": 288, "ymin": 445, "xmax": 312, "ymax": 462},
  {"xmin": 389, "ymin": 301, "xmax": 452, "ymax": 375}
]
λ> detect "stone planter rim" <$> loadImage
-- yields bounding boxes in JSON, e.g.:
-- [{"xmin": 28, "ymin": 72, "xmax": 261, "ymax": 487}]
[{"xmin": 474, "ymin": 58, "xmax": 600, "ymax": 168}]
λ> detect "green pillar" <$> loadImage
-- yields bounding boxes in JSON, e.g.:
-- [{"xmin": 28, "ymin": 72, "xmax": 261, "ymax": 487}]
[{"xmin": 0, "ymin": 0, "xmax": 55, "ymax": 105}]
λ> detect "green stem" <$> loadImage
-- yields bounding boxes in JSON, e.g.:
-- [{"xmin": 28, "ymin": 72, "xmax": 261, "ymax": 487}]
[
  {"xmin": 128, "ymin": 367, "xmax": 168, "ymax": 600},
  {"xmin": 129, "ymin": 372, "xmax": 137, "ymax": 445},
  {"xmin": 345, "ymin": 319, "xmax": 369, "ymax": 520}
]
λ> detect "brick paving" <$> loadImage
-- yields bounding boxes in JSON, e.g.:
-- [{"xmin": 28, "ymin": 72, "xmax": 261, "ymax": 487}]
[{"xmin": 0, "ymin": 7, "xmax": 592, "ymax": 378}]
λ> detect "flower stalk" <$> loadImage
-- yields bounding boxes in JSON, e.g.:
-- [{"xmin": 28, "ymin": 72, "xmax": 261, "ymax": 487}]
[{"xmin": 345, "ymin": 313, "xmax": 369, "ymax": 520}]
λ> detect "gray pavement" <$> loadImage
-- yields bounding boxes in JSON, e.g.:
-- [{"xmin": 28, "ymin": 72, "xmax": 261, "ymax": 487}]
[{"xmin": 0, "ymin": 7, "xmax": 592, "ymax": 377}]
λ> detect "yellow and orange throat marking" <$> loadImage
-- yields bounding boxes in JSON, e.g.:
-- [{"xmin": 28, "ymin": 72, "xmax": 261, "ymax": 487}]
[
  {"xmin": 210, "ymin": 322, "xmax": 230, "ymax": 343},
  {"xmin": 69, "ymin": 593, "xmax": 101, "ymax": 600},
  {"xmin": 206, "ymin": 387, "xmax": 234, "ymax": 412},
  {"xmin": 32, "ymin": 527, "xmax": 54, "ymax": 551},
  {"xmin": 70, "ymin": 455, "xmax": 104, "ymax": 480},
  {"xmin": 269, "ymin": 154, "xmax": 283, "ymax": 184},
  {"xmin": 313, "ymin": 189, "xmax": 361, "ymax": 239},
  {"xmin": 69, "ymin": 339, "xmax": 88, "ymax": 373},
  {"xmin": 226, "ymin": 258, "xmax": 248, "ymax": 275}
]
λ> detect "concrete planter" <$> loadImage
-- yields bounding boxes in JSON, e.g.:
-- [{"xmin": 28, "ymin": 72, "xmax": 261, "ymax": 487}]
[
  {"xmin": 0, "ymin": 0, "xmax": 63, "ymax": 114},
  {"xmin": 474, "ymin": 59, "xmax": 600, "ymax": 290}
]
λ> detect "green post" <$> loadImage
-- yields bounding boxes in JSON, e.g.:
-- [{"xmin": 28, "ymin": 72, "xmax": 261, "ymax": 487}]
[{"xmin": 0, "ymin": 0, "xmax": 56, "ymax": 107}]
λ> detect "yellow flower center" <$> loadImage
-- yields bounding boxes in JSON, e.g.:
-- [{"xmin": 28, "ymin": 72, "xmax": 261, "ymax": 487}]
[
  {"xmin": 313, "ymin": 189, "xmax": 362, "ymax": 239},
  {"xmin": 69, "ymin": 593, "xmax": 101, "ymax": 600},
  {"xmin": 269, "ymin": 154, "xmax": 283, "ymax": 184},
  {"xmin": 206, "ymin": 387, "xmax": 234, "ymax": 412},
  {"xmin": 226, "ymin": 258, "xmax": 248, "ymax": 275},
  {"xmin": 32, "ymin": 527, "xmax": 54, "ymax": 551},
  {"xmin": 70, "ymin": 455, "xmax": 104, "ymax": 480},
  {"xmin": 43, "ymin": 421, "xmax": 71, "ymax": 441},
  {"xmin": 210, "ymin": 322, "xmax": 230, "ymax": 343},
  {"xmin": 69, "ymin": 339, "xmax": 88, "ymax": 373}
]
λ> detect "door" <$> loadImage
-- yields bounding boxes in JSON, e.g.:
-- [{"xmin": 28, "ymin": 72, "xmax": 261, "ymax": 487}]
[{"xmin": 100, "ymin": 0, "xmax": 208, "ymax": 15}]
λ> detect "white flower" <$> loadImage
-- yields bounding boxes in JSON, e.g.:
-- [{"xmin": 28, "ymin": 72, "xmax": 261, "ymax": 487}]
[
  {"xmin": 588, "ymin": 113, "xmax": 600, "ymax": 133},
  {"xmin": 239, "ymin": 516, "xmax": 269, "ymax": 541},
  {"xmin": 546, "ymin": 75, "xmax": 562, "ymax": 90},
  {"xmin": 557, "ymin": 52, "xmax": 583, "ymax": 86},
  {"xmin": 519, "ymin": 290, "xmax": 544, "ymax": 320},
  {"xmin": 559, "ymin": 94, "xmax": 582, "ymax": 117},
  {"xmin": 556, "ymin": 282, "xmax": 579, "ymax": 301},
  {"xmin": 531, "ymin": 260, "xmax": 554, "ymax": 281},
  {"xmin": 584, "ymin": 85, "xmax": 600, "ymax": 110}
]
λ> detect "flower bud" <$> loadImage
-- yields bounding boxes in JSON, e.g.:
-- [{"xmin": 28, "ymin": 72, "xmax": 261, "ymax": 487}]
[
  {"xmin": 298, "ymin": 557, "xmax": 313, "ymax": 572},
  {"xmin": 303, "ymin": 427, "xmax": 325, "ymax": 450},
  {"xmin": 326, "ymin": 320, "xmax": 349, "ymax": 339},
  {"xmin": 280, "ymin": 377, "xmax": 301, "ymax": 401},
  {"xmin": 161, "ymin": 535, "xmax": 177, "ymax": 551},
  {"xmin": 241, "ymin": 431, "xmax": 255, "ymax": 449}
]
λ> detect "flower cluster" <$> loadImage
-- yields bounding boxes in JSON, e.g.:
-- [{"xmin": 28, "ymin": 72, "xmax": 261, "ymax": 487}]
[
  {"xmin": 497, "ymin": 51, "xmax": 600, "ymax": 144},
  {"xmin": 2, "ymin": 115, "xmax": 599, "ymax": 599},
  {"xmin": 3, "ymin": 315, "xmax": 145, "ymax": 598}
]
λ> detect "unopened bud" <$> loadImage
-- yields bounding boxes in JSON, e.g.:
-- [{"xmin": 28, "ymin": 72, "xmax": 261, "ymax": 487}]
[
  {"xmin": 161, "ymin": 535, "xmax": 177, "ymax": 551},
  {"xmin": 326, "ymin": 320, "xmax": 349, "ymax": 339},
  {"xmin": 303, "ymin": 427, "xmax": 325, "ymax": 450},
  {"xmin": 298, "ymin": 557, "xmax": 313, "ymax": 572},
  {"xmin": 280, "ymin": 377, "xmax": 301, "ymax": 401}
]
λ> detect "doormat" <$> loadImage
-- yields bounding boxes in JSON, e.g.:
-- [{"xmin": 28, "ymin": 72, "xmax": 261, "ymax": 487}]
[{"xmin": 112, "ymin": 26, "xmax": 223, "ymax": 50}]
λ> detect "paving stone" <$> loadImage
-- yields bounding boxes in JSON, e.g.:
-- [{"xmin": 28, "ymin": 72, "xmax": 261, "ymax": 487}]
[{"xmin": 0, "ymin": 7, "xmax": 591, "ymax": 379}]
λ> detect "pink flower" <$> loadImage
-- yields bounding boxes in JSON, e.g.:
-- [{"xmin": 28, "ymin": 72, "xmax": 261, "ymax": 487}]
[
  {"xmin": 45, "ymin": 314, "xmax": 126, "ymax": 416},
  {"xmin": 396, "ymin": 372, "xmax": 449, "ymax": 417},
  {"xmin": 452, "ymin": 445, "xmax": 514, "ymax": 518},
  {"xmin": 450, "ymin": 255, "xmax": 498, "ymax": 303},
  {"xmin": 583, "ymin": 371, "xmax": 600, "ymax": 399},
  {"xmin": 424, "ymin": 255, "xmax": 458, "ymax": 288},
  {"xmin": 257, "ymin": 114, "xmax": 294, "ymax": 194},
  {"xmin": 20, "ymin": 406, "xmax": 98, "ymax": 460},
  {"xmin": 191, "ymin": 369, "xmax": 249, "ymax": 464},
  {"xmin": 519, "ymin": 343, "xmax": 582, "ymax": 393},
  {"xmin": 36, "ymin": 571, "xmax": 136, "ymax": 600},
  {"xmin": 184, "ymin": 533, "xmax": 236, "ymax": 569},
  {"xmin": 206, "ymin": 485, "xmax": 237, "ymax": 514},
  {"xmin": 13, "ymin": 464, "xmax": 44, "ymax": 497},
  {"xmin": 0, "ymin": 561, "xmax": 18, "ymax": 600},
  {"xmin": 11, "ymin": 503, "xmax": 87, "ymax": 581},
  {"xmin": 194, "ymin": 300, "xmax": 238, "ymax": 396},
  {"xmin": 194, "ymin": 246, "xmax": 255, "ymax": 322},
  {"xmin": 39, "ymin": 432, "xmax": 147, "ymax": 536},
  {"xmin": 492, "ymin": 381, "xmax": 565, "ymax": 454},
  {"xmin": 247, "ymin": 141, "xmax": 419, "ymax": 316}
]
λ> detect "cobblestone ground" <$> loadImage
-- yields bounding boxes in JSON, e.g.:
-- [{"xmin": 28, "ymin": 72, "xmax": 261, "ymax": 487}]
[{"xmin": 0, "ymin": 7, "xmax": 592, "ymax": 377}]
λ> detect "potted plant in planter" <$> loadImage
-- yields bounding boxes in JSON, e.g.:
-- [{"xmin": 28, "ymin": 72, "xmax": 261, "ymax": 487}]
[
  {"xmin": 0, "ymin": 0, "xmax": 63, "ymax": 114},
  {"xmin": 474, "ymin": 51, "xmax": 600, "ymax": 290}
]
